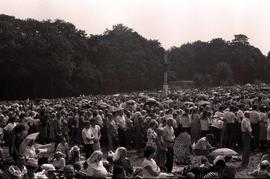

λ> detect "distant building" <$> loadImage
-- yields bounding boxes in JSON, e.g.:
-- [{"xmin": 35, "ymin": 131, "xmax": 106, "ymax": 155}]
[{"xmin": 169, "ymin": 80, "xmax": 195, "ymax": 89}]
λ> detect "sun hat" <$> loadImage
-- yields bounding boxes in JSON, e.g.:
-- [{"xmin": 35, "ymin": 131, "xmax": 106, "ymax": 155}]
[
  {"xmin": 71, "ymin": 145, "xmax": 80, "ymax": 151},
  {"xmin": 41, "ymin": 164, "xmax": 56, "ymax": 172}
]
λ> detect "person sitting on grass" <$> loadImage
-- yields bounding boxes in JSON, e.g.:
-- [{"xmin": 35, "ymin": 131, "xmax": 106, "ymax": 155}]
[
  {"xmin": 248, "ymin": 160, "xmax": 270, "ymax": 178},
  {"xmin": 193, "ymin": 134, "xmax": 215, "ymax": 155},
  {"xmin": 142, "ymin": 145, "xmax": 161, "ymax": 178}
]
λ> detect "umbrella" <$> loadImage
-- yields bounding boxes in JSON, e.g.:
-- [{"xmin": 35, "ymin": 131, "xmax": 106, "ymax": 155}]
[
  {"xmin": 163, "ymin": 99, "xmax": 174, "ymax": 104},
  {"xmin": 184, "ymin": 101, "xmax": 195, "ymax": 106},
  {"xmin": 97, "ymin": 101, "xmax": 110, "ymax": 109},
  {"xmin": 126, "ymin": 100, "xmax": 136, "ymax": 104},
  {"xmin": 197, "ymin": 100, "xmax": 211, "ymax": 106},
  {"xmin": 209, "ymin": 148, "xmax": 238, "ymax": 158},
  {"xmin": 19, "ymin": 132, "xmax": 40, "ymax": 154}
]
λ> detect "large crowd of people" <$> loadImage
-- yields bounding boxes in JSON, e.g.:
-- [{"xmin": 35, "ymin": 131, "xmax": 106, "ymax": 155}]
[{"xmin": 0, "ymin": 83, "xmax": 270, "ymax": 178}]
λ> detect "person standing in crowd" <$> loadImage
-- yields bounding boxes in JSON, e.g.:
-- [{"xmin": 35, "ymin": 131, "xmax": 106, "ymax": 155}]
[
  {"xmin": 190, "ymin": 107, "xmax": 201, "ymax": 144},
  {"xmin": 133, "ymin": 112, "xmax": 145, "ymax": 153},
  {"xmin": 174, "ymin": 127, "xmax": 192, "ymax": 165},
  {"xmin": 106, "ymin": 113, "xmax": 118, "ymax": 151},
  {"xmin": 155, "ymin": 127, "xmax": 167, "ymax": 170},
  {"xmin": 180, "ymin": 109, "xmax": 191, "ymax": 134},
  {"xmin": 81, "ymin": 121, "xmax": 95, "ymax": 159},
  {"xmin": 146, "ymin": 120, "xmax": 158, "ymax": 148},
  {"xmin": 114, "ymin": 109, "xmax": 127, "ymax": 147},
  {"xmin": 90, "ymin": 118, "xmax": 101, "ymax": 150},
  {"xmin": 236, "ymin": 105, "xmax": 245, "ymax": 149},
  {"xmin": 241, "ymin": 111, "xmax": 252, "ymax": 167},
  {"xmin": 162, "ymin": 118, "xmax": 175, "ymax": 173},
  {"xmin": 223, "ymin": 106, "xmax": 236, "ymax": 147},
  {"xmin": 259, "ymin": 106, "xmax": 268, "ymax": 150},
  {"xmin": 250, "ymin": 105, "xmax": 260, "ymax": 150},
  {"xmin": 200, "ymin": 111, "xmax": 210, "ymax": 137},
  {"xmin": 210, "ymin": 115, "xmax": 223, "ymax": 147}
]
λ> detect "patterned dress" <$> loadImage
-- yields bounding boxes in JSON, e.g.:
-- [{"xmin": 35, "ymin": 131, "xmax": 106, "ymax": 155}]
[
  {"xmin": 173, "ymin": 131, "xmax": 191, "ymax": 164},
  {"xmin": 146, "ymin": 128, "xmax": 157, "ymax": 148}
]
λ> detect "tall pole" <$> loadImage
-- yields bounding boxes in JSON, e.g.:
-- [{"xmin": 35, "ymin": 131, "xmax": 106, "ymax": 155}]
[{"xmin": 163, "ymin": 52, "xmax": 169, "ymax": 96}]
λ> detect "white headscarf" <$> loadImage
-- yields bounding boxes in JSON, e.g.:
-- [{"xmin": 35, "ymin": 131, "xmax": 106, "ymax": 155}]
[{"xmin": 113, "ymin": 147, "xmax": 127, "ymax": 161}]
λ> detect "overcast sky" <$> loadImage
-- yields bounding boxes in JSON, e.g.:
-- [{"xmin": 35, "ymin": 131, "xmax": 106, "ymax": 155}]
[{"xmin": 1, "ymin": 0, "xmax": 270, "ymax": 55}]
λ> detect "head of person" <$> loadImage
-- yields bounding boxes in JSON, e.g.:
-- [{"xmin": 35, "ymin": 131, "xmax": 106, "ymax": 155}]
[
  {"xmin": 90, "ymin": 118, "xmax": 97, "ymax": 126},
  {"xmin": 149, "ymin": 119, "xmax": 158, "ymax": 130},
  {"xmin": 14, "ymin": 124, "xmax": 27, "ymax": 139},
  {"xmin": 113, "ymin": 147, "xmax": 127, "ymax": 161},
  {"xmin": 166, "ymin": 118, "xmax": 174, "ymax": 127},
  {"xmin": 260, "ymin": 160, "xmax": 270, "ymax": 171},
  {"xmin": 83, "ymin": 121, "xmax": 90, "ymax": 129},
  {"xmin": 54, "ymin": 151, "xmax": 64, "ymax": 160},
  {"xmin": 63, "ymin": 165, "xmax": 75, "ymax": 179},
  {"xmin": 213, "ymin": 155, "xmax": 226, "ymax": 172},
  {"xmin": 244, "ymin": 111, "xmax": 250, "ymax": 118},
  {"xmin": 144, "ymin": 145, "xmax": 156, "ymax": 160},
  {"xmin": 87, "ymin": 150, "xmax": 103, "ymax": 164}
]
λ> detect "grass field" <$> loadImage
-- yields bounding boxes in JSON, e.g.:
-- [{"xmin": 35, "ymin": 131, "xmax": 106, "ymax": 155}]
[{"xmin": 2, "ymin": 146, "xmax": 262, "ymax": 178}]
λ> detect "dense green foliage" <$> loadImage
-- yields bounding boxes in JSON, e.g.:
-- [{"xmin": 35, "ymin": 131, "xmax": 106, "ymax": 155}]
[{"xmin": 0, "ymin": 14, "xmax": 269, "ymax": 99}]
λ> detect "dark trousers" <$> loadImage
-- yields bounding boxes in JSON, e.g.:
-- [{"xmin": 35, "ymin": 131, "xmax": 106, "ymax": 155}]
[
  {"xmin": 201, "ymin": 130, "xmax": 209, "ymax": 137},
  {"xmin": 84, "ymin": 144, "xmax": 94, "ymax": 159},
  {"xmin": 226, "ymin": 123, "xmax": 234, "ymax": 147},
  {"xmin": 165, "ymin": 147, "xmax": 174, "ymax": 173},
  {"xmin": 234, "ymin": 123, "xmax": 242, "ymax": 149},
  {"xmin": 251, "ymin": 123, "xmax": 259, "ymax": 149},
  {"xmin": 210, "ymin": 127, "xmax": 221, "ymax": 146},
  {"xmin": 118, "ymin": 128, "xmax": 127, "ymax": 147},
  {"xmin": 242, "ymin": 132, "xmax": 251, "ymax": 166}
]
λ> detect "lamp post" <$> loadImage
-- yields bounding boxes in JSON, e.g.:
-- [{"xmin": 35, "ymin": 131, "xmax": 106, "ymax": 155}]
[{"xmin": 163, "ymin": 52, "xmax": 169, "ymax": 96}]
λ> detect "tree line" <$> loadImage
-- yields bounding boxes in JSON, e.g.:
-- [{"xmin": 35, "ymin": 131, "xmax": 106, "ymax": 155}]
[{"xmin": 0, "ymin": 14, "xmax": 269, "ymax": 99}]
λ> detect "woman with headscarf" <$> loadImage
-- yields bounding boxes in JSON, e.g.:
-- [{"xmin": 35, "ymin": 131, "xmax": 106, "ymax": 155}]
[
  {"xmin": 113, "ymin": 147, "xmax": 133, "ymax": 177},
  {"xmin": 68, "ymin": 145, "xmax": 81, "ymax": 164},
  {"xmin": 9, "ymin": 124, "xmax": 28, "ymax": 161},
  {"xmin": 86, "ymin": 150, "xmax": 108, "ymax": 178},
  {"xmin": 173, "ymin": 127, "xmax": 192, "ymax": 165}
]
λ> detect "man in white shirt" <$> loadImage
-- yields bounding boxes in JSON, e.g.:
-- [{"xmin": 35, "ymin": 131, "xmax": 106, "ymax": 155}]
[
  {"xmin": 249, "ymin": 105, "xmax": 260, "ymax": 149},
  {"xmin": 162, "ymin": 118, "xmax": 175, "ymax": 173},
  {"xmin": 235, "ymin": 105, "xmax": 245, "ymax": 148},
  {"xmin": 223, "ymin": 107, "xmax": 236, "ymax": 147},
  {"xmin": 241, "ymin": 111, "xmax": 252, "ymax": 167},
  {"xmin": 81, "ymin": 121, "xmax": 94, "ymax": 159}
]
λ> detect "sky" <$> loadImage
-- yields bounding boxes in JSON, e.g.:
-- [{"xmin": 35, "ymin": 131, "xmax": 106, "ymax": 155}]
[{"xmin": 1, "ymin": 0, "xmax": 270, "ymax": 55}]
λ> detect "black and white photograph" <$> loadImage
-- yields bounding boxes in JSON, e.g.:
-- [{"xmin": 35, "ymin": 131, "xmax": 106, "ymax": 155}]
[{"xmin": 0, "ymin": 0, "xmax": 270, "ymax": 178}]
